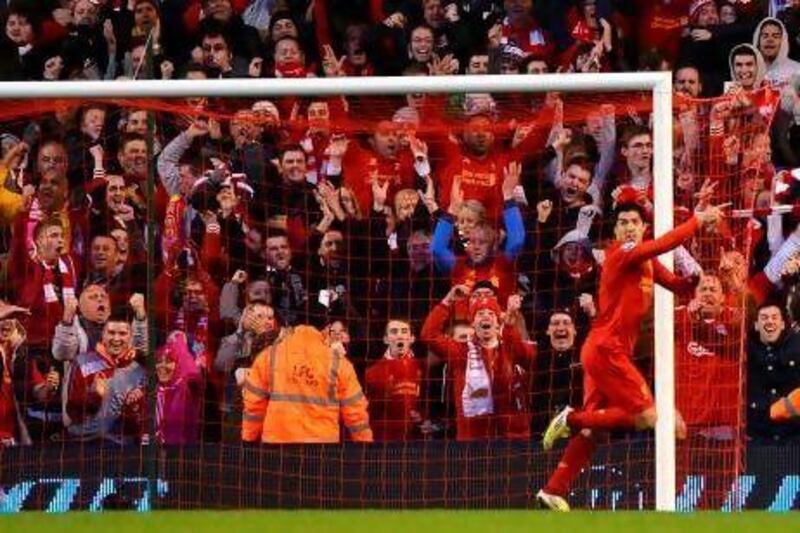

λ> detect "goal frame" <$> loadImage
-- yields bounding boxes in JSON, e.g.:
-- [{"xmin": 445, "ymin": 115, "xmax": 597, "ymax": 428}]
[{"xmin": 0, "ymin": 73, "xmax": 675, "ymax": 511}]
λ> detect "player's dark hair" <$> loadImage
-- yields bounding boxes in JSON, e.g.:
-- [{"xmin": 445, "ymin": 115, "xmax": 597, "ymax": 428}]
[{"xmin": 613, "ymin": 202, "xmax": 648, "ymax": 222}]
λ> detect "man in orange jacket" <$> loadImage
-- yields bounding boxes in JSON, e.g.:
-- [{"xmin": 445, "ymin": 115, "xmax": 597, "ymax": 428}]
[{"xmin": 241, "ymin": 324, "xmax": 373, "ymax": 443}]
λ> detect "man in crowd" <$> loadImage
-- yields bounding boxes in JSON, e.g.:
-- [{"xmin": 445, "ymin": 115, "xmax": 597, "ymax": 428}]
[{"xmin": 364, "ymin": 319, "xmax": 423, "ymax": 441}]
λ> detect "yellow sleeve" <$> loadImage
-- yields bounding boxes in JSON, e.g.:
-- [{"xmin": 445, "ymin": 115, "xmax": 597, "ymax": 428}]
[
  {"xmin": 0, "ymin": 166, "xmax": 22, "ymax": 225},
  {"xmin": 337, "ymin": 356, "xmax": 373, "ymax": 442},
  {"xmin": 240, "ymin": 348, "xmax": 271, "ymax": 442}
]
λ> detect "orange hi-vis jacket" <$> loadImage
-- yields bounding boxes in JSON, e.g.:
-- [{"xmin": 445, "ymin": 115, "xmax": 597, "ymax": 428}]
[{"xmin": 241, "ymin": 325, "xmax": 373, "ymax": 443}]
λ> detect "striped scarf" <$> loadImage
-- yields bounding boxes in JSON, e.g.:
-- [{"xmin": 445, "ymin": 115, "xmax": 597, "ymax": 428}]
[
  {"xmin": 42, "ymin": 256, "xmax": 75, "ymax": 304},
  {"xmin": 461, "ymin": 340, "xmax": 494, "ymax": 418}
]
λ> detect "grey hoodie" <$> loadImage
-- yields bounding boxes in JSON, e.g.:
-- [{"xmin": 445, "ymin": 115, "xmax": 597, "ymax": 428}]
[
  {"xmin": 727, "ymin": 43, "xmax": 768, "ymax": 90},
  {"xmin": 753, "ymin": 17, "xmax": 800, "ymax": 88}
]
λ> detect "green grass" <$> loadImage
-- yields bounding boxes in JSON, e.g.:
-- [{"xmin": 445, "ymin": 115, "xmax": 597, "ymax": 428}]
[{"xmin": 1, "ymin": 511, "xmax": 798, "ymax": 532}]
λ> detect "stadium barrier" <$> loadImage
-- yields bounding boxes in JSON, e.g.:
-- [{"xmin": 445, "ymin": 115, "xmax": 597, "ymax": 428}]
[{"xmin": 2, "ymin": 441, "xmax": 797, "ymax": 512}]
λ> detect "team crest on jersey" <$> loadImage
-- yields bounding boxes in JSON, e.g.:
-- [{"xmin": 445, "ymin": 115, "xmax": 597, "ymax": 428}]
[{"xmin": 687, "ymin": 341, "xmax": 714, "ymax": 358}]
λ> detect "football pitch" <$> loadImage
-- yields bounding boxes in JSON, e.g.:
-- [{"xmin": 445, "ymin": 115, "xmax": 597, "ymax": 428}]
[{"xmin": 1, "ymin": 511, "xmax": 798, "ymax": 532}]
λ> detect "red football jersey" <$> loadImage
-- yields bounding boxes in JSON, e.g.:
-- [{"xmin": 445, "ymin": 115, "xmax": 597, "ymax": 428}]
[
  {"xmin": 586, "ymin": 217, "xmax": 699, "ymax": 355},
  {"xmin": 364, "ymin": 356, "xmax": 422, "ymax": 441},
  {"xmin": 675, "ymin": 307, "xmax": 741, "ymax": 427}
]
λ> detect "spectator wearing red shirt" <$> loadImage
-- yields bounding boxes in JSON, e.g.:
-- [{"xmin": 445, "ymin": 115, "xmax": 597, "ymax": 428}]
[
  {"xmin": 675, "ymin": 274, "xmax": 742, "ymax": 431},
  {"xmin": 365, "ymin": 319, "xmax": 423, "ymax": 441},
  {"xmin": 341, "ymin": 120, "xmax": 416, "ymax": 216}
]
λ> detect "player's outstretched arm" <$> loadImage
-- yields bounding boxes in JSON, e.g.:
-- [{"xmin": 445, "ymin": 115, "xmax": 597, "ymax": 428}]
[{"xmin": 622, "ymin": 201, "xmax": 728, "ymax": 266}]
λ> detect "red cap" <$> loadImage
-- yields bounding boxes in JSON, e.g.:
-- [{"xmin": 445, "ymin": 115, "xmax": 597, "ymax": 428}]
[{"xmin": 469, "ymin": 297, "xmax": 502, "ymax": 322}]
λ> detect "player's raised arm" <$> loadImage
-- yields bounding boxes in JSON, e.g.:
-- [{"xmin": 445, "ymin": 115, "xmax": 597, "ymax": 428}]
[{"xmin": 613, "ymin": 197, "xmax": 727, "ymax": 267}]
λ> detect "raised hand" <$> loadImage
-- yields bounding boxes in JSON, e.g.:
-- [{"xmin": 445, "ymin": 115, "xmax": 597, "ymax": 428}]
[
  {"xmin": 504, "ymin": 293, "xmax": 522, "ymax": 325},
  {"xmin": 46, "ymin": 369, "xmax": 60, "ymax": 392},
  {"xmin": 502, "ymin": 161, "xmax": 522, "ymax": 201},
  {"xmin": 129, "ymin": 293, "xmax": 146, "ymax": 321},
  {"xmin": 418, "ymin": 175, "xmax": 438, "ymax": 214},
  {"xmin": 383, "ymin": 12, "xmax": 407, "ymax": 29},
  {"xmin": 443, "ymin": 284, "xmax": 471, "ymax": 306},
  {"xmin": 428, "ymin": 54, "xmax": 458, "ymax": 76},
  {"xmin": 448, "ymin": 177, "xmax": 463, "ymax": 216},
  {"xmin": 186, "ymin": 118, "xmax": 210, "ymax": 139},
  {"xmin": 324, "ymin": 134, "xmax": 349, "ymax": 159},
  {"xmin": 578, "ymin": 293, "xmax": 597, "ymax": 318},
  {"xmin": 371, "ymin": 175, "xmax": 390, "ymax": 211},
  {"xmin": 694, "ymin": 178, "xmax": 719, "ymax": 211},
  {"xmin": 231, "ymin": 270, "xmax": 248, "ymax": 285},
  {"xmin": 63, "ymin": 295, "xmax": 78, "ymax": 324},
  {"xmin": 537, "ymin": 199, "xmax": 553, "ymax": 224},
  {"xmin": 551, "ymin": 128, "xmax": 572, "ymax": 152},
  {"xmin": 322, "ymin": 45, "xmax": 347, "ymax": 78},
  {"xmin": 103, "ymin": 19, "xmax": 116, "ymax": 50},
  {"xmin": 723, "ymin": 135, "xmax": 740, "ymax": 165},
  {"xmin": 409, "ymin": 135, "xmax": 428, "ymax": 161},
  {"xmin": 696, "ymin": 201, "xmax": 731, "ymax": 230}
]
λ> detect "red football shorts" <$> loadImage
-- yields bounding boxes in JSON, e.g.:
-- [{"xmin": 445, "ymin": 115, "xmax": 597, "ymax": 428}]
[{"xmin": 580, "ymin": 339, "xmax": 654, "ymax": 415}]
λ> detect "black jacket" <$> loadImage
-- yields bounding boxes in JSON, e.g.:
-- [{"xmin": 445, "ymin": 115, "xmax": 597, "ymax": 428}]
[{"xmin": 747, "ymin": 331, "xmax": 800, "ymax": 441}]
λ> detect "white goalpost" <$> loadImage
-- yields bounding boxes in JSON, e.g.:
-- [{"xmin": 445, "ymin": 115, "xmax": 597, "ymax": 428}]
[{"xmin": 0, "ymin": 72, "xmax": 675, "ymax": 511}]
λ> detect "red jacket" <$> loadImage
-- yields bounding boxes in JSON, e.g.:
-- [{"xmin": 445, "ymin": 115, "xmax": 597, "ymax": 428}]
[{"xmin": 421, "ymin": 303, "xmax": 536, "ymax": 441}]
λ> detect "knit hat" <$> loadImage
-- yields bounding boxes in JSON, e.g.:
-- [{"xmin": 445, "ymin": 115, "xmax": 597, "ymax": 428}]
[
  {"xmin": 469, "ymin": 296, "xmax": 502, "ymax": 321},
  {"xmin": 688, "ymin": 0, "xmax": 715, "ymax": 22}
]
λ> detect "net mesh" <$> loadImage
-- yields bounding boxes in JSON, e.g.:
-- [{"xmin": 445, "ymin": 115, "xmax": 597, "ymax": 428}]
[{"xmin": 0, "ymin": 84, "xmax": 778, "ymax": 511}]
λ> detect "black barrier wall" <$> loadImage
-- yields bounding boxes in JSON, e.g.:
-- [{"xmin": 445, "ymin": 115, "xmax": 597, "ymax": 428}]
[{"xmin": 1, "ymin": 441, "xmax": 798, "ymax": 512}]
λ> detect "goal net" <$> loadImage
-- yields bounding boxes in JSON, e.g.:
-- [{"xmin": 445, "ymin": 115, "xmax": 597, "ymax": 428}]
[{"xmin": 0, "ymin": 74, "xmax": 774, "ymax": 511}]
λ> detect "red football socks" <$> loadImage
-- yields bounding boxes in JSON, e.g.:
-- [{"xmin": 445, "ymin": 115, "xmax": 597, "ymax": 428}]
[
  {"xmin": 544, "ymin": 433, "xmax": 596, "ymax": 496},
  {"xmin": 567, "ymin": 408, "xmax": 637, "ymax": 431}
]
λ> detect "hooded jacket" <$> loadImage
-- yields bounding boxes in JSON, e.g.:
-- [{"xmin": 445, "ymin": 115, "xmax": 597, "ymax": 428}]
[
  {"xmin": 155, "ymin": 332, "xmax": 202, "ymax": 445},
  {"xmin": 753, "ymin": 17, "xmax": 800, "ymax": 88},
  {"xmin": 728, "ymin": 43, "xmax": 768, "ymax": 89}
]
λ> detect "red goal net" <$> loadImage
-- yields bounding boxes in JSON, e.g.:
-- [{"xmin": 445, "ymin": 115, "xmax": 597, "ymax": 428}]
[{"xmin": 0, "ymin": 85, "xmax": 778, "ymax": 511}]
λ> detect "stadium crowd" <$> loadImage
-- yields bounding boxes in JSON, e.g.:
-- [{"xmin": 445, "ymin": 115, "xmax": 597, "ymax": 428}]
[{"xmin": 0, "ymin": 0, "xmax": 798, "ymax": 448}]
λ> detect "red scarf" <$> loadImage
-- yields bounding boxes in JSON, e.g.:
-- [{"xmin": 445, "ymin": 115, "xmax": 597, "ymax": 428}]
[
  {"xmin": 95, "ymin": 341, "xmax": 135, "ymax": 369},
  {"xmin": 162, "ymin": 195, "xmax": 186, "ymax": 263},
  {"xmin": 42, "ymin": 256, "xmax": 76, "ymax": 304},
  {"xmin": 275, "ymin": 61, "xmax": 308, "ymax": 78},
  {"xmin": 174, "ymin": 309, "xmax": 210, "ymax": 369}
]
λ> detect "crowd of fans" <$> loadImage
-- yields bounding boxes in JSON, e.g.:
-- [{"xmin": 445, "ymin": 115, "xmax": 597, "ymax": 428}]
[{"xmin": 0, "ymin": 0, "xmax": 798, "ymax": 448}]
